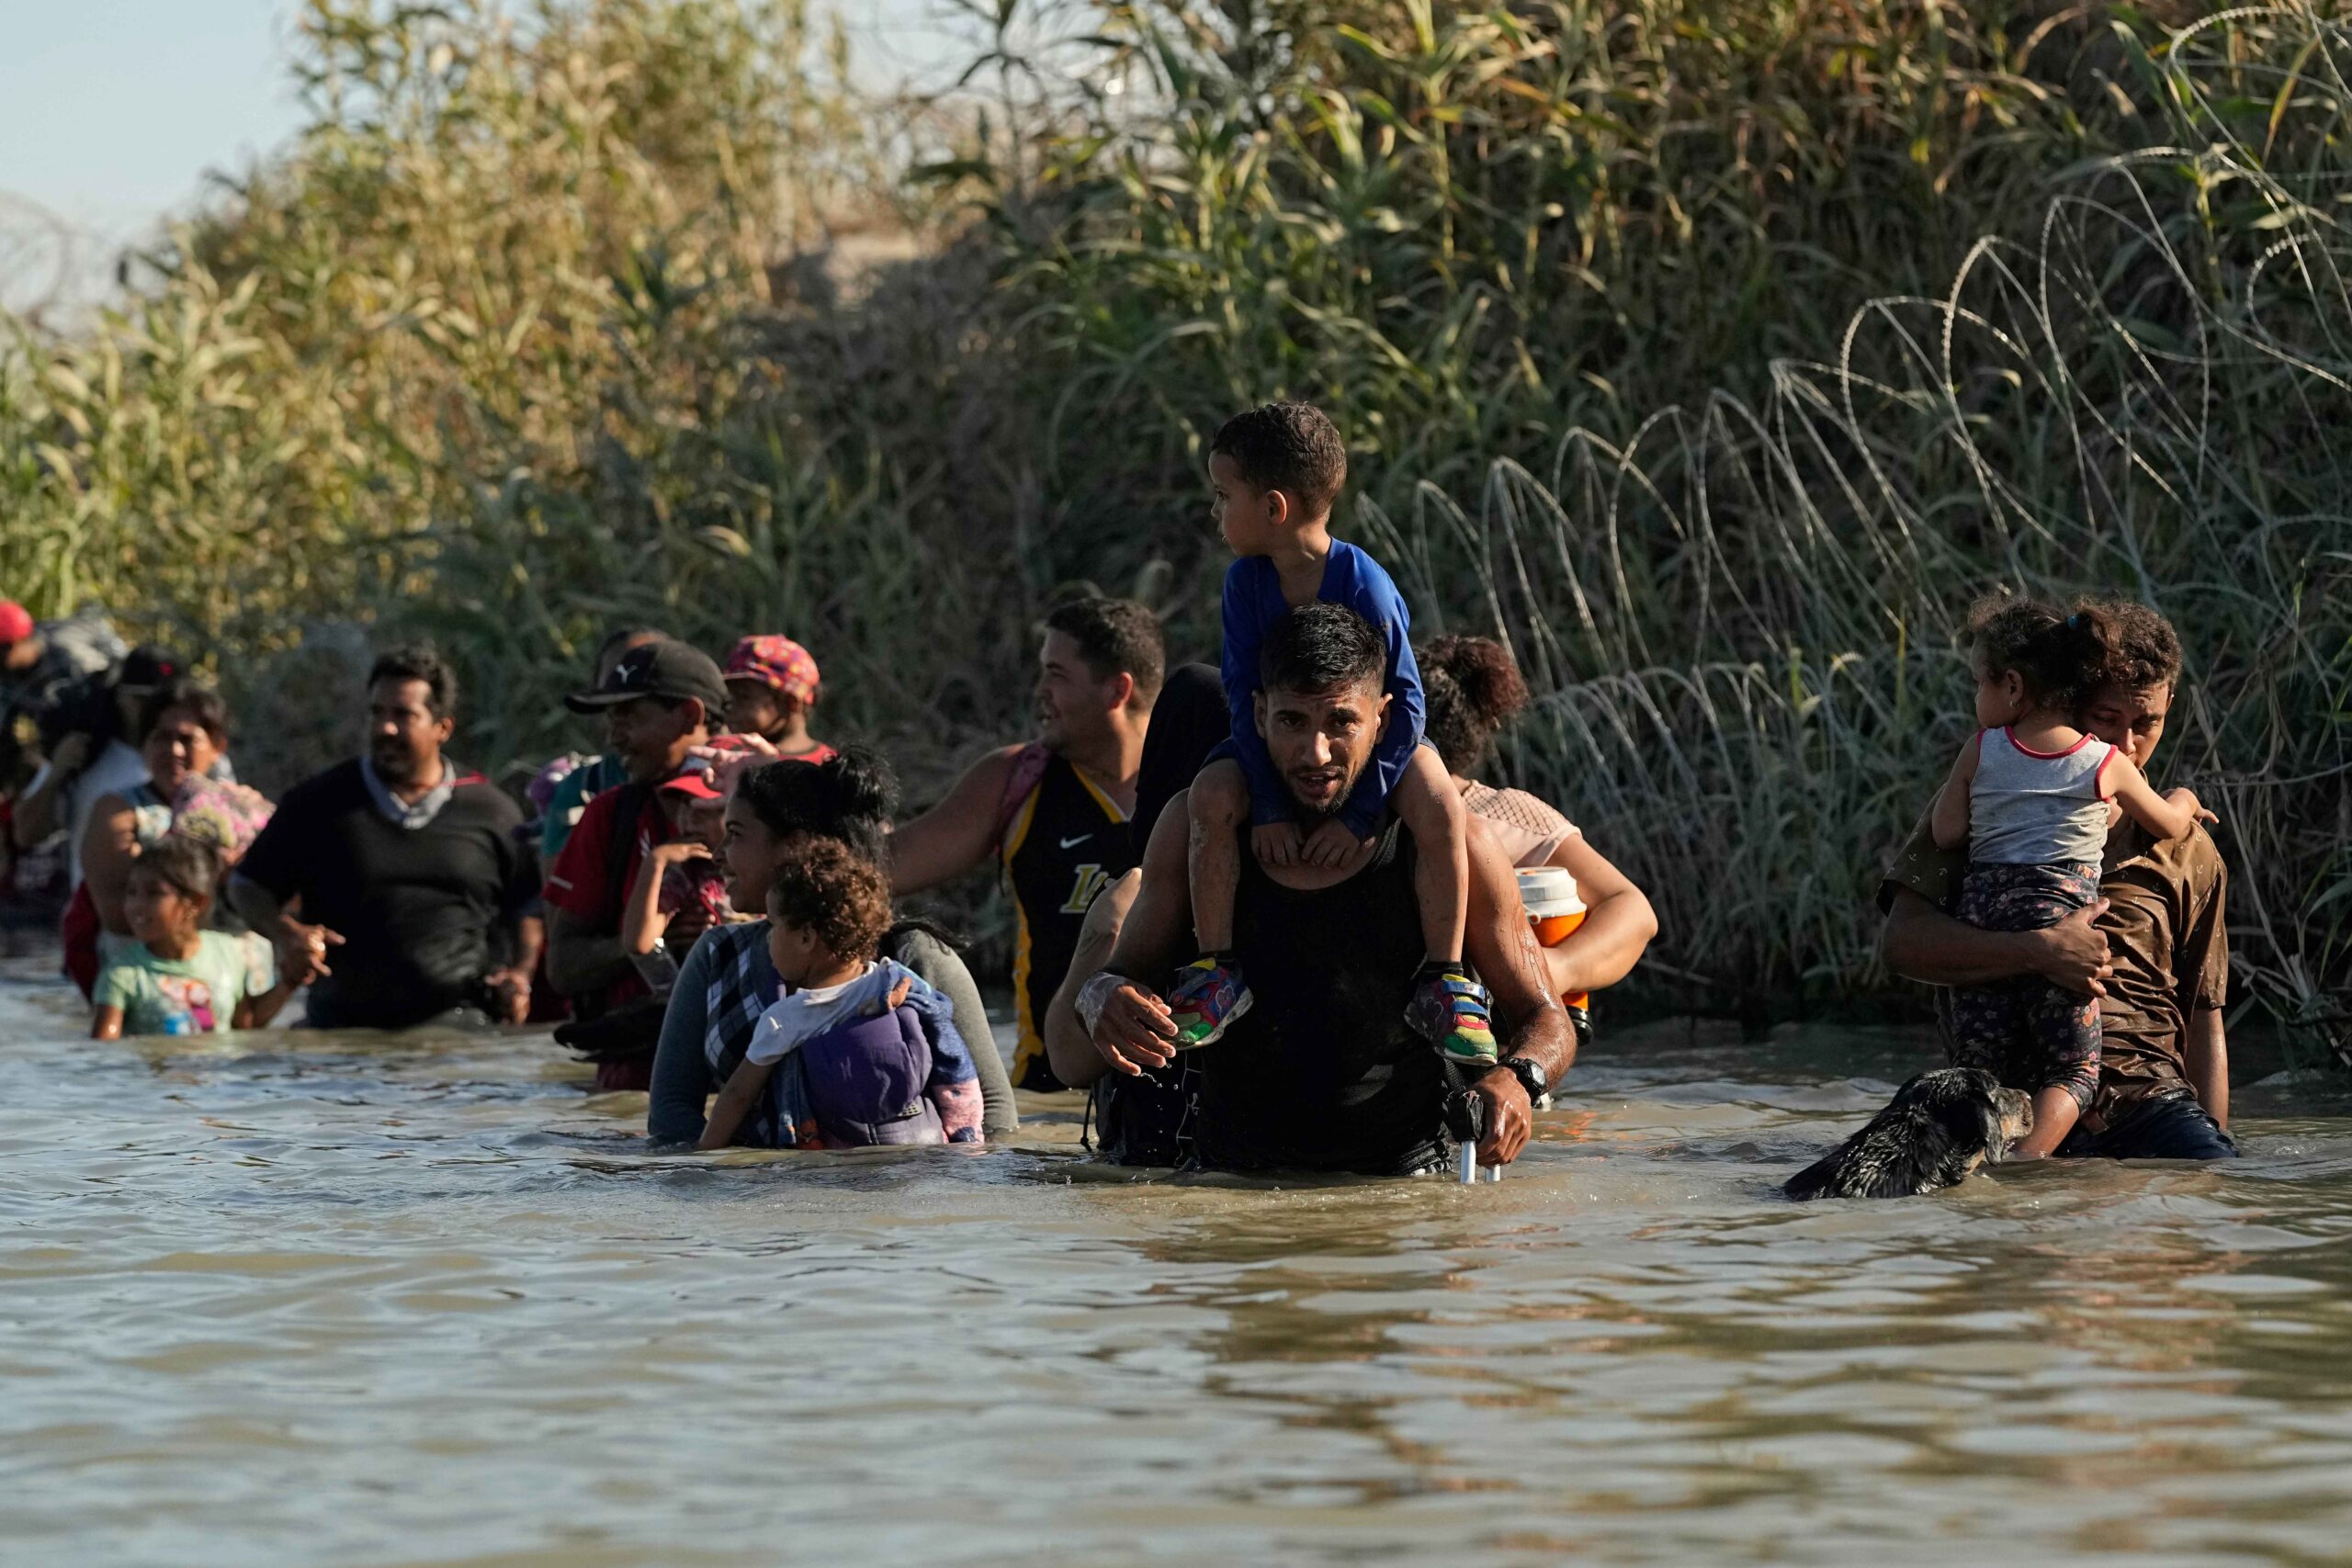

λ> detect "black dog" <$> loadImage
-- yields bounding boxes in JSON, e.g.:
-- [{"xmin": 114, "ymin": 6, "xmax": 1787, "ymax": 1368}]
[{"xmin": 1783, "ymin": 1067, "xmax": 2035, "ymax": 1201}]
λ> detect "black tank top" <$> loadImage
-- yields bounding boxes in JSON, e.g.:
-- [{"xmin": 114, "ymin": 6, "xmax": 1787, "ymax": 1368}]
[
  {"xmin": 1193, "ymin": 824, "xmax": 1451, "ymax": 1174},
  {"xmin": 1001, "ymin": 749, "xmax": 1135, "ymax": 1089}
]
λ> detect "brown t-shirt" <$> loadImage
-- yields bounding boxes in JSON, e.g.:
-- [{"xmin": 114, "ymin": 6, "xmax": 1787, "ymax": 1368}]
[{"xmin": 1877, "ymin": 816, "xmax": 2229, "ymax": 1118}]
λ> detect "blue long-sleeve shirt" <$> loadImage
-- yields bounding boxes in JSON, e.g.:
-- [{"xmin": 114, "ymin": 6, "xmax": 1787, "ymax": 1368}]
[{"xmin": 1222, "ymin": 539, "xmax": 1424, "ymax": 840}]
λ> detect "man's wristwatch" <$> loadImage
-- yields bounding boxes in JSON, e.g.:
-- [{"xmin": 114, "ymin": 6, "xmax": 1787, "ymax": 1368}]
[{"xmin": 1499, "ymin": 1055, "xmax": 1549, "ymax": 1106}]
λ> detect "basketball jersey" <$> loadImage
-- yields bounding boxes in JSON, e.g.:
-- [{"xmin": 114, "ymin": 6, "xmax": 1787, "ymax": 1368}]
[{"xmin": 999, "ymin": 746, "xmax": 1136, "ymax": 1090}]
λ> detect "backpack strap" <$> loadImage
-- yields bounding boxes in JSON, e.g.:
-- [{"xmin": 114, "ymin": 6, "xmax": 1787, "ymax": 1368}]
[{"xmin": 599, "ymin": 779, "xmax": 658, "ymax": 926}]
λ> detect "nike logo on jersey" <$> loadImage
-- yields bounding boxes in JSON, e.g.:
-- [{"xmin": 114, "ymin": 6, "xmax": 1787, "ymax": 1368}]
[{"xmin": 1058, "ymin": 834, "xmax": 1091, "ymax": 850}]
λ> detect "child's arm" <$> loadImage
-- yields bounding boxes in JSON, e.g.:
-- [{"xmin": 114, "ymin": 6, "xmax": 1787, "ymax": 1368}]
[
  {"xmin": 698, "ymin": 1057, "xmax": 777, "ymax": 1150},
  {"xmin": 623, "ymin": 841, "xmax": 714, "ymax": 956},
  {"xmin": 2105, "ymin": 753, "xmax": 2203, "ymax": 841},
  {"xmin": 1221, "ymin": 562, "xmax": 1295, "ymax": 829},
  {"xmin": 1336, "ymin": 553, "xmax": 1423, "ymax": 841},
  {"xmin": 1929, "ymin": 734, "xmax": 1983, "ymax": 851},
  {"xmin": 234, "ymin": 977, "xmax": 296, "ymax": 1031},
  {"xmin": 90, "ymin": 1004, "xmax": 126, "ymax": 1042}
]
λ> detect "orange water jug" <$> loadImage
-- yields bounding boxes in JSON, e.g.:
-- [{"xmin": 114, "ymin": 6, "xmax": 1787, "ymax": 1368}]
[{"xmin": 1516, "ymin": 866, "xmax": 1591, "ymax": 1011}]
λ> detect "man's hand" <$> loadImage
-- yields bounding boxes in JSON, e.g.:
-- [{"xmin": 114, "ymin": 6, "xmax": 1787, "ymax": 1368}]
[
  {"xmin": 1299, "ymin": 818, "xmax": 1368, "ymax": 869},
  {"xmin": 1252, "ymin": 822, "xmax": 1303, "ymax": 869},
  {"xmin": 277, "ymin": 916, "xmax": 345, "ymax": 989},
  {"xmin": 481, "ymin": 966, "xmax": 533, "ymax": 1025},
  {"xmin": 695, "ymin": 734, "xmax": 779, "ymax": 797},
  {"xmin": 2031, "ymin": 899, "xmax": 2113, "ymax": 997},
  {"xmin": 1091, "ymin": 982, "xmax": 1179, "ymax": 1076},
  {"xmin": 1469, "ymin": 1065, "xmax": 1532, "ymax": 1165},
  {"xmin": 2166, "ymin": 786, "xmax": 2219, "ymax": 826}
]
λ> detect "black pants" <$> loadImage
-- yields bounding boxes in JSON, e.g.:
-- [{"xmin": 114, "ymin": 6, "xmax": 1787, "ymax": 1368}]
[{"xmin": 2059, "ymin": 1093, "xmax": 2238, "ymax": 1161}]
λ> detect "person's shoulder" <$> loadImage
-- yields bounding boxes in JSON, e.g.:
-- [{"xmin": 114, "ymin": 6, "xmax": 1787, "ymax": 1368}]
[
  {"xmin": 448, "ymin": 770, "xmax": 525, "ymax": 826},
  {"xmin": 282, "ymin": 758, "xmax": 368, "ymax": 806}
]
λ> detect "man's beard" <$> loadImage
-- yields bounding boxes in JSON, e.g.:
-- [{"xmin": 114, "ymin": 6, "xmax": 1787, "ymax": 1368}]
[{"xmin": 371, "ymin": 742, "xmax": 423, "ymax": 784}]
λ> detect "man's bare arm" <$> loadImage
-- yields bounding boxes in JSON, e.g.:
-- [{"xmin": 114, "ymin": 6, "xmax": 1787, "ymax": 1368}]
[
  {"xmin": 1082, "ymin": 801, "xmax": 1194, "ymax": 1078},
  {"xmin": 1881, "ymin": 886, "xmax": 2113, "ymax": 996},
  {"xmin": 2186, "ymin": 1006, "xmax": 2229, "ymax": 1129},
  {"xmin": 888, "ymin": 747, "xmax": 1023, "ymax": 896},
  {"xmin": 1464, "ymin": 824, "xmax": 1574, "ymax": 1164},
  {"xmin": 1045, "ymin": 869, "xmax": 1141, "ymax": 1089}
]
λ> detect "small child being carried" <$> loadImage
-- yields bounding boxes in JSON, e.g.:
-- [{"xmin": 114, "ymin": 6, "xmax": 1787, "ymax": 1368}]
[
  {"xmin": 1168, "ymin": 400, "xmax": 1492, "ymax": 1069},
  {"xmin": 1930, "ymin": 596, "xmax": 2209, "ymax": 1156},
  {"xmin": 699, "ymin": 838, "xmax": 984, "ymax": 1150}
]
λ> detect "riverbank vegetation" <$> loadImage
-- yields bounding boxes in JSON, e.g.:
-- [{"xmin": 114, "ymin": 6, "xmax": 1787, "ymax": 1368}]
[{"xmin": 1, "ymin": 0, "xmax": 2344, "ymax": 1051}]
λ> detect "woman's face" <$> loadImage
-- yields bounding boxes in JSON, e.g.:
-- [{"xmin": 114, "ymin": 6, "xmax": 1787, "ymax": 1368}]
[
  {"xmin": 142, "ymin": 705, "xmax": 221, "ymax": 795},
  {"xmin": 722, "ymin": 796, "xmax": 787, "ymax": 910}
]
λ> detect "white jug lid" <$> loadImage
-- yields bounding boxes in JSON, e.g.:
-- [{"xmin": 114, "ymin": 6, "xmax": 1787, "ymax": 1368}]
[{"xmin": 1516, "ymin": 865, "xmax": 1585, "ymax": 919}]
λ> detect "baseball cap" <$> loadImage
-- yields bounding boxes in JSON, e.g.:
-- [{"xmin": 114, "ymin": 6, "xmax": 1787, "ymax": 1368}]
[
  {"xmin": 0, "ymin": 603, "xmax": 33, "ymax": 644},
  {"xmin": 723, "ymin": 635, "xmax": 820, "ymax": 706},
  {"xmin": 656, "ymin": 755, "xmax": 727, "ymax": 802},
  {"xmin": 117, "ymin": 645, "xmax": 184, "ymax": 690},
  {"xmin": 564, "ymin": 637, "xmax": 729, "ymax": 715}
]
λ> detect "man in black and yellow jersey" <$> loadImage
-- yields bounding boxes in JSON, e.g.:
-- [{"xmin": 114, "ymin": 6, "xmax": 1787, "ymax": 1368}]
[{"xmin": 891, "ymin": 598, "xmax": 1162, "ymax": 1090}]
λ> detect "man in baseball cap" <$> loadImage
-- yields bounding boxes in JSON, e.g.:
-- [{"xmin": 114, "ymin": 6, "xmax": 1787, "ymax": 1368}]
[
  {"xmin": 720, "ymin": 635, "xmax": 833, "ymax": 764},
  {"xmin": 543, "ymin": 637, "xmax": 730, "ymax": 1084}
]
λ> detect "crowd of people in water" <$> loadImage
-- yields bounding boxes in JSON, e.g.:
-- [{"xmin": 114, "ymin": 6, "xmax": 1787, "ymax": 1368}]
[{"xmin": 0, "ymin": 401, "xmax": 2240, "ymax": 1174}]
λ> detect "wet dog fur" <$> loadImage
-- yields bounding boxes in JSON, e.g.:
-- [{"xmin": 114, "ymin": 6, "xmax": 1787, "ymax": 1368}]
[{"xmin": 1783, "ymin": 1067, "xmax": 2035, "ymax": 1201}]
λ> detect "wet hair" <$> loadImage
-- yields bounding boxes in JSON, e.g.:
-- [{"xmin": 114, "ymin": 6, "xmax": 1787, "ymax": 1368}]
[
  {"xmin": 1135, "ymin": 663, "xmax": 1229, "ymax": 843},
  {"xmin": 368, "ymin": 644, "xmax": 459, "ymax": 720},
  {"xmin": 1421, "ymin": 635, "xmax": 1530, "ymax": 774},
  {"xmin": 1043, "ymin": 596, "xmax": 1164, "ymax": 707},
  {"xmin": 137, "ymin": 677, "xmax": 229, "ymax": 748},
  {"xmin": 765, "ymin": 836, "xmax": 891, "ymax": 962},
  {"xmin": 1211, "ymin": 401, "xmax": 1348, "ymax": 518},
  {"xmin": 1261, "ymin": 602, "xmax": 1385, "ymax": 699},
  {"xmin": 734, "ymin": 747, "xmax": 899, "ymax": 866},
  {"xmin": 130, "ymin": 833, "xmax": 221, "ymax": 906},
  {"xmin": 2080, "ymin": 597, "xmax": 2182, "ymax": 694},
  {"xmin": 1962, "ymin": 594, "xmax": 2120, "ymax": 714}
]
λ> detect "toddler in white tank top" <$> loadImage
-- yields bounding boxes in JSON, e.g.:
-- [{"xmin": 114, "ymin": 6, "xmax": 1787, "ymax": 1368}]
[{"xmin": 1929, "ymin": 598, "xmax": 2207, "ymax": 1158}]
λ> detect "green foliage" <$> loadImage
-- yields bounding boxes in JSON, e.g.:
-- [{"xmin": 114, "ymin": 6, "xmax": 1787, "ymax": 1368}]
[{"xmin": 0, "ymin": 0, "xmax": 2344, "ymax": 1048}]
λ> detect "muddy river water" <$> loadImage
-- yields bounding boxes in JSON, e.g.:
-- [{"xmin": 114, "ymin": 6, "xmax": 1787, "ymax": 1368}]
[{"xmin": 4, "ymin": 960, "xmax": 2349, "ymax": 1566}]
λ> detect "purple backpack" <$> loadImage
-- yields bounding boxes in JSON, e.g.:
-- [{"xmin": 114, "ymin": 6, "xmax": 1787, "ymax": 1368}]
[{"xmin": 798, "ymin": 1005, "xmax": 946, "ymax": 1147}]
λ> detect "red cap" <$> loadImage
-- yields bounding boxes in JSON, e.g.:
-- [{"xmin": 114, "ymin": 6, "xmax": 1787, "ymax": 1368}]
[
  {"xmin": 657, "ymin": 756, "xmax": 727, "ymax": 801},
  {"xmin": 0, "ymin": 604, "xmax": 33, "ymax": 644}
]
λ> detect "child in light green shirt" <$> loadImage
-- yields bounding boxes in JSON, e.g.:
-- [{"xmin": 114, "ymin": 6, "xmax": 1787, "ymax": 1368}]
[{"xmin": 92, "ymin": 836, "xmax": 291, "ymax": 1039}]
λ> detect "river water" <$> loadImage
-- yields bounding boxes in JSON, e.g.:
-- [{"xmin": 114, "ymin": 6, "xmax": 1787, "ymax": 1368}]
[{"xmin": 5, "ymin": 961, "xmax": 2350, "ymax": 1567}]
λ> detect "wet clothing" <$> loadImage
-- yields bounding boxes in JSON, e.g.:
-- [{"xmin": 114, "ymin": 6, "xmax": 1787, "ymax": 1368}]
[
  {"xmin": 94, "ymin": 931, "xmax": 268, "ymax": 1036},
  {"xmin": 1222, "ymin": 541, "xmax": 1424, "ymax": 840},
  {"xmin": 1191, "ymin": 821, "xmax": 1453, "ymax": 1175},
  {"xmin": 996, "ymin": 745, "xmax": 1135, "ymax": 1091},
  {"xmin": 1464, "ymin": 782, "xmax": 1578, "ymax": 870},
  {"xmin": 1969, "ymin": 728, "xmax": 2119, "ymax": 865},
  {"xmin": 740, "ymin": 959, "xmax": 984, "ymax": 1148},
  {"xmin": 2056, "ymin": 1091, "xmax": 2238, "ymax": 1160},
  {"xmin": 542, "ymin": 781, "xmax": 673, "ymax": 1085},
  {"xmin": 1951, "ymin": 860, "xmax": 2104, "ymax": 1108},
  {"xmin": 238, "ymin": 759, "xmax": 537, "ymax": 1030},
  {"xmin": 1880, "ymin": 813, "xmax": 2232, "ymax": 1139},
  {"xmin": 647, "ymin": 922, "xmax": 1016, "ymax": 1147}
]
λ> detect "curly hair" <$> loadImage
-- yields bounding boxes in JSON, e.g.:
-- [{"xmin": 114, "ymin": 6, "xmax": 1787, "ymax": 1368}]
[
  {"xmin": 765, "ymin": 835, "xmax": 891, "ymax": 962},
  {"xmin": 1963, "ymin": 592, "xmax": 2122, "ymax": 714},
  {"xmin": 1421, "ymin": 635, "xmax": 1530, "ymax": 774},
  {"xmin": 2078, "ymin": 596, "xmax": 2183, "ymax": 694},
  {"xmin": 1211, "ymin": 401, "xmax": 1349, "ymax": 518}
]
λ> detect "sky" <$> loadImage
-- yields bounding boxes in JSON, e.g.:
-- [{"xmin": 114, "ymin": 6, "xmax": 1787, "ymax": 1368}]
[{"xmin": 0, "ymin": 0, "xmax": 967, "ymax": 317}]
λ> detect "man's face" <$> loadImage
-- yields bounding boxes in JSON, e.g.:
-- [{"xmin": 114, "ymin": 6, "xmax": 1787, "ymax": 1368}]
[
  {"xmin": 1209, "ymin": 452, "xmax": 1283, "ymax": 558},
  {"xmin": 605, "ymin": 695, "xmax": 703, "ymax": 783},
  {"xmin": 368, "ymin": 678, "xmax": 453, "ymax": 784},
  {"xmin": 2080, "ymin": 680, "xmax": 2172, "ymax": 771},
  {"xmin": 0, "ymin": 637, "xmax": 38, "ymax": 674},
  {"xmin": 1254, "ymin": 677, "xmax": 1389, "ymax": 818},
  {"xmin": 1035, "ymin": 630, "xmax": 1121, "ymax": 754}
]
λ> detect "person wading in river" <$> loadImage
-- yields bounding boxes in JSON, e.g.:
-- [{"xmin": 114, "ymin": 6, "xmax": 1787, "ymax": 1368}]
[
  {"xmin": 1071, "ymin": 603, "xmax": 1576, "ymax": 1175},
  {"xmin": 1879, "ymin": 598, "xmax": 2237, "ymax": 1159},
  {"xmin": 888, "ymin": 597, "xmax": 1162, "ymax": 1092}
]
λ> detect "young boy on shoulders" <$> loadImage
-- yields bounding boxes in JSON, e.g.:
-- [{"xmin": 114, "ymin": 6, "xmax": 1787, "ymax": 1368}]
[{"xmin": 1170, "ymin": 400, "xmax": 1490, "ymax": 1066}]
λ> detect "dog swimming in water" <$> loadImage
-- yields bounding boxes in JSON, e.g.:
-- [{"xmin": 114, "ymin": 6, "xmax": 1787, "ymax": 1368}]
[{"xmin": 1783, "ymin": 1067, "xmax": 2035, "ymax": 1201}]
